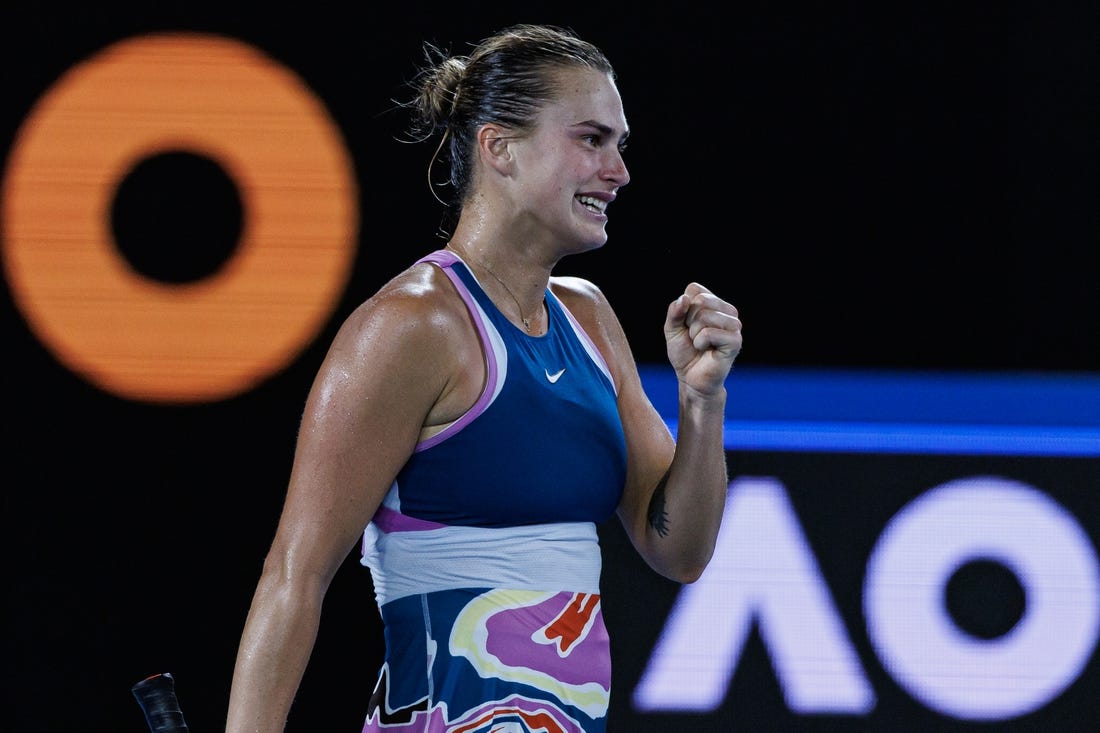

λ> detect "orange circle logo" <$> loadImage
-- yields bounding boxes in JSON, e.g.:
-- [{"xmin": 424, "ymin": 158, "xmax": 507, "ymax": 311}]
[{"xmin": 1, "ymin": 33, "xmax": 358, "ymax": 402}]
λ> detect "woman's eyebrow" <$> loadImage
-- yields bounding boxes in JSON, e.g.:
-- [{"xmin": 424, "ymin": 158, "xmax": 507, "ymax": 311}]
[{"xmin": 573, "ymin": 119, "xmax": 631, "ymax": 142}]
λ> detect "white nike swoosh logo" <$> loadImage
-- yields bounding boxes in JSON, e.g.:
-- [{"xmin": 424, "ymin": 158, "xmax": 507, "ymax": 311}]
[{"xmin": 545, "ymin": 368, "xmax": 566, "ymax": 384}]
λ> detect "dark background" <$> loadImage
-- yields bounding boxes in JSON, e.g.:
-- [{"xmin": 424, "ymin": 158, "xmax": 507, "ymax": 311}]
[{"xmin": 3, "ymin": 2, "xmax": 1097, "ymax": 732}]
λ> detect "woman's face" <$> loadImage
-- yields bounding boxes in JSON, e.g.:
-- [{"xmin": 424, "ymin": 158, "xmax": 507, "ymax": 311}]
[{"xmin": 508, "ymin": 66, "xmax": 631, "ymax": 253}]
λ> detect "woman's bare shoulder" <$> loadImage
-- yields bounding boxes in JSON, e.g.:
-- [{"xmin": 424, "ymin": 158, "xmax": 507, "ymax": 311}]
[
  {"xmin": 549, "ymin": 274, "xmax": 633, "ymax": 373},
  {"xmin": 340, "ymin": 259, "xmax": 468, "ymax": 343},
  {"xmin": 549, "ymin": 274, "xmax": 607, "ymax": 309}
]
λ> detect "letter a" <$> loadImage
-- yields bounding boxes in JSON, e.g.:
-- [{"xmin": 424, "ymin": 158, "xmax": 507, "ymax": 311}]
[{"xmin": 633, "ymin": 476, "xmax": 875, "ymax": 714}]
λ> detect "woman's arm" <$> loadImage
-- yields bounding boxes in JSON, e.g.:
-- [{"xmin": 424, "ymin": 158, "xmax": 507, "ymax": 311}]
[
  {"xmin": 576, "ymin": 280, "xmax": 741, "ymax": 583},
  {"xmin": 224, "ymin": 267, "xmax": 474, "ymax": 732}
]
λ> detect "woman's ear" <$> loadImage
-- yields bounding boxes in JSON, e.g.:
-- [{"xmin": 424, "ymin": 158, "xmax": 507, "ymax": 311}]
[{"xmin": 476, "ymin": 123, "xmax": 515, "ymax": 176}]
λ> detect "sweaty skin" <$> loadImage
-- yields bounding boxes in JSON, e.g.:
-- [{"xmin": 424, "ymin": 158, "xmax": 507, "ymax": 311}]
[{"xmin": 224, "ymin": 61, "xmax": 742, "ymax": 733}]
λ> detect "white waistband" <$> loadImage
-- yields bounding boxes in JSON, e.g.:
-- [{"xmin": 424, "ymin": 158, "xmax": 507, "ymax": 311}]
[{"xmin": 361, "ymin": 521, "xmax": 602, "ymax": 606}]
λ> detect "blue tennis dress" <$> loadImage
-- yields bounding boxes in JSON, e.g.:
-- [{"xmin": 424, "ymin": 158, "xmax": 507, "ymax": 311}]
[{"xmin": 360, "ymin": 249, "xmax": 628, "ymax": 732}]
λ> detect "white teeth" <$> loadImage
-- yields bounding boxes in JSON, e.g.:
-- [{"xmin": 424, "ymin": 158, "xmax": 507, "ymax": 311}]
[{"xmin": 577, "ymin": 195, "xmax": 607, "ymax": 213}]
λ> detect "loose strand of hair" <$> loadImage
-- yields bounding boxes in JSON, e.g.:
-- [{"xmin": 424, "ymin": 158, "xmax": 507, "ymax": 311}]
[{"xmin": 426, "ymin": 128, "xmax": 451, "ymax": 206}]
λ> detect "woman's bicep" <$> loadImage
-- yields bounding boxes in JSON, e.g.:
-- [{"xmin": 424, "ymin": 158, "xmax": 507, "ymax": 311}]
[
  {"xmin": 270, "ymin": 297, "xmax": 448, "ymax": 580},
  {"xmin": 614, "ymin": 371, "xmax": 676, "ymax": 551}
]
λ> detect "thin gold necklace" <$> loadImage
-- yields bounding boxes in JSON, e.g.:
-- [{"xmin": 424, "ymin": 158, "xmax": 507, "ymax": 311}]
[{"xmin": 447, "ymin": 244, "xmax": 539, "ymax": 332}]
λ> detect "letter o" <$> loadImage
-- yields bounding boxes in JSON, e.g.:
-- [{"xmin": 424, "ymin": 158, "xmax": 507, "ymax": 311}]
[
  {"xmin": 864, "ymin": 476, "xmax": 1100, "ymax": 720},
  {"xmin": 1, "ymin": 33, "xmax": 358, "ymax": 402}
]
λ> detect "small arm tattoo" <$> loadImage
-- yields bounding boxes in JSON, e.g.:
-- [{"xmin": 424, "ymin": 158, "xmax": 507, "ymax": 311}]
[{"xmin": 647, "ymin": 469, "xmax": 671, "ymax": 537}]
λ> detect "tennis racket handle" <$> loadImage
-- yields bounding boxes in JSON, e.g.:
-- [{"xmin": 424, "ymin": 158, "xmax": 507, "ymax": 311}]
[{"xmin": 132, "ymin": 673, "xmax": 190, "ymax": 733}]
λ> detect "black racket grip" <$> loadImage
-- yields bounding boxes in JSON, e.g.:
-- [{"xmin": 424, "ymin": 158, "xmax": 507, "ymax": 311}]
[{"xmin": 132, "ymin": 673, "xmax": 190, "ymax": 733}]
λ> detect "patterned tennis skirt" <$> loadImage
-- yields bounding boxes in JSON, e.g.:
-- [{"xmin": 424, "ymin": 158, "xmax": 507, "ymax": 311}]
[{"xmin": 362, "ymin": 587, "xmax": 611, "ymax": 732}]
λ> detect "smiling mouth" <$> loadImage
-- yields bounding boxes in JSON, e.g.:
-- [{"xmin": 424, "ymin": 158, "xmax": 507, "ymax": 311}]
[{"xmin": 576, "ymin": 195, "xmax": 607, "ymax": 214}]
